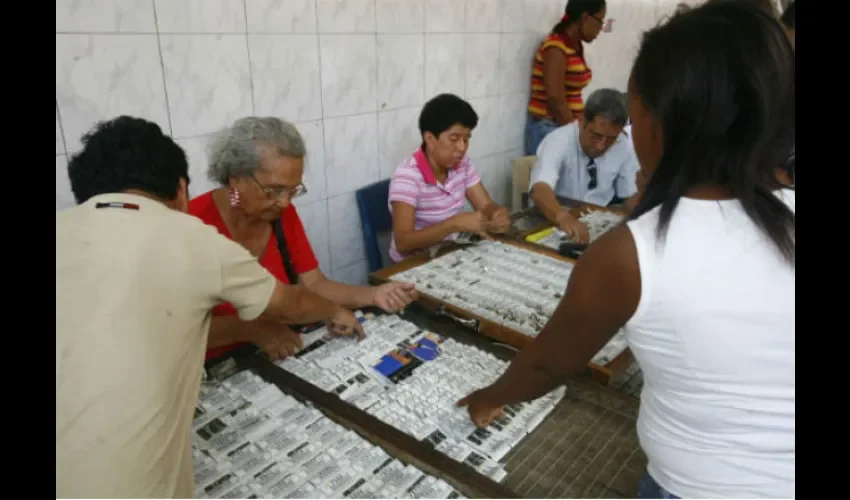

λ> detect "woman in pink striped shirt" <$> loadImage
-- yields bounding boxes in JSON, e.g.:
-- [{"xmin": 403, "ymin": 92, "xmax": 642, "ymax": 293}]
[{"xmin": 388, "ymin": 94, "xmax": 511, "ymax": 263}]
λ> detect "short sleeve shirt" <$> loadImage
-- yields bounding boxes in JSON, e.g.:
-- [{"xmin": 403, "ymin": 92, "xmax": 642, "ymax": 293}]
[
  {"xmin": 530, "ymin": 121, "xmax": 639, "ymax": 206},
  {"xmin": 387, "ymin": 148, "xmax": 481, "ymax": 262},
  {"xmin": 56, "ymin": 193, "xmax": 276, "ymax": 498},
  {"xmin": 189, "ymin": 190, "xmax": 320, "ymax": 360}
]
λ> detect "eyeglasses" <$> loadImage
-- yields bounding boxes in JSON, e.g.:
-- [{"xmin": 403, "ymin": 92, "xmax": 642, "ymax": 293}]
[
  {"xmin": 250, "ymin": 175, "xmax": 307, "ymax": 200},
  {"xmin": 587, "ymin": 159, "xmax": 597, "ymax": 190}
]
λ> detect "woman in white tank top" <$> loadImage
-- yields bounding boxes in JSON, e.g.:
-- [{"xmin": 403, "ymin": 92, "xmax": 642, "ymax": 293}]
[{"xmin": 457, "ymin": 2, "xmax": 795, "ymax": 498}]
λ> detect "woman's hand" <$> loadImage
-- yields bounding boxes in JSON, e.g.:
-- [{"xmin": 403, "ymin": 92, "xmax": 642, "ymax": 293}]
[
  {"xmin": 373, "ymin": 282, "xmax": 419, "ymax": 313},
  {"xmin": 456, "ymin": 388, "xmax": 505, "ymax": 428},
  {"xmin": 328, "ymin": 307, "xmax": 366, "ymax": 340},
  {"xmin": 485, "ymin": 206, "xmax": 512, "ymax": 234},
  {"xmin": 451, "ymin": 211, "xmax": 492, "ymax": 239}
]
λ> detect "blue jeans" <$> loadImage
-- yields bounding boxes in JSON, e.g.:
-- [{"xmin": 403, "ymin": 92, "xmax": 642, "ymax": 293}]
[
  {"xmin": 637, "ymin": 472, "xmax": 680, "ymax": 499},
  {"xmin": 524, "ymin": 117, "xmax": 559, "ymax": 156}
]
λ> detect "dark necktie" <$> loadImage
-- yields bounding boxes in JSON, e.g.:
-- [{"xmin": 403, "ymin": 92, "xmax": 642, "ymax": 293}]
[{"xmin": 587, "ymin": 159, "xmax": 598, "ymax": 190}]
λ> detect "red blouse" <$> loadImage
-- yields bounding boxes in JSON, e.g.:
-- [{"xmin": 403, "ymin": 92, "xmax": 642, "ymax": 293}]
[{"xmin": 189, "ymin": 191, "xmax": 319, "ymax": 360}]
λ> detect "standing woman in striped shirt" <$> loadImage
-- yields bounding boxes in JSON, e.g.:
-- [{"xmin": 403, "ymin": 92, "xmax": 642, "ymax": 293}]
[{"xmin": 525, "ymin": 0, "xmax": 607, "ymax": 156}]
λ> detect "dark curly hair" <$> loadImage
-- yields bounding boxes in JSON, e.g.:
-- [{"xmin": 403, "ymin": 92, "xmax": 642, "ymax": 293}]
[{"xmin": 67, "ymin": 116, "xmax": 189, "ymax": 204}]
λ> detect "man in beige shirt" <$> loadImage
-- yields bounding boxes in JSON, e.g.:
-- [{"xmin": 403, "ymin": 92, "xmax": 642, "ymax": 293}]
[{"xmin": 56, "ymin": 116, "xmax": 362, "ymax": 498}]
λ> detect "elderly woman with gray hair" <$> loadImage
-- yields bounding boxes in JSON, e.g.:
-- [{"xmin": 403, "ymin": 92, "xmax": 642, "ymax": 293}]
[{"xmin": 189, "ymin": 116, "xmax": 418, "ymax": 362}]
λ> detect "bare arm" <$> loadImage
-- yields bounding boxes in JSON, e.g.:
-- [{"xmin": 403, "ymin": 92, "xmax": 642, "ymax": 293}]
[
  {"xmin": 530, "ymin": 182, "xmax": 573, "ymax": 225},
  {"xmin": 207, "ymin": 316, "xmax": 260, "ymax": 349},
  {"xmin": 542, "ymin": 48, "xmax": 573, "ymax": 126},
  {"xmin": 207, "ymin": 272, "xmax": 371, "ymax": 354},
  {"xmin": 466, "ymin": 183, "xmax": 511, "ymax": 233},
  {"xmin": 298, "ymin": 267, "xmax": 418, "ymax": 314},
  {"xmin": 623, "ymin": 194, "xmax": 639, "ymax": 214},
  {"xmin": 466, "ymin": 183, "xmax": 501, "ymax": 217},
  {"xmin": 208, "ymin": 279, "xmax": 361, "ymax": 351},
  {"xmin": 298, "ymin": 268, "xmax": 375, "ymax": 309},
  {"xmin": 472, "ymin": 225, "xmax": 641, "ymax": 406},
  {"xmin": 209, "ymin": 262, "xmax": 417, "ymax": 353},
  {"xmin": 261, "ymin": 280, "xmax": 345, "ymax": 324},
  {"xmin": 210, "ymin": 225, "xmax": 363, "ymax": 350},
  {"xmin": 529, "ymin": 154, "xmax": 589, "ymax": 242},
  {"xmin": 215, "ymin": 230, "xmax": 346, "ymax": 325},
  {"xmin": 391, "ymin": 201, "xmax": 463, "ymax": 255}
]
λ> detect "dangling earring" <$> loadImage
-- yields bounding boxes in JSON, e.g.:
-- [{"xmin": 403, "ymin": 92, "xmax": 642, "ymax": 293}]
[{"xmin": 229, "ymin": 186, "xmax": 241, "ymax": 207}]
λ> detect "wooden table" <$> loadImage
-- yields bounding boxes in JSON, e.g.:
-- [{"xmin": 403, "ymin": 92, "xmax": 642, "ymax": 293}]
[
  {"xmin": 508, "ymin": 198, "xmax": 628, "ymax": 246},
  {"xmin": 369, "ymin": 238, "xmax": 634, "ymax": 386}
]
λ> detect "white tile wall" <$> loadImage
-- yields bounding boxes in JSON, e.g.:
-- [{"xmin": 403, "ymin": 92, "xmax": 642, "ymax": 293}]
[{"xmin": 56, "ymin": 0, "xmax": 671, "ymax": 283}]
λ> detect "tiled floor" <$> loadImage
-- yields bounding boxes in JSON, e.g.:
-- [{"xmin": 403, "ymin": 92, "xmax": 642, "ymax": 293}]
[{"xmin": 501, "ymin": 376, "xmax": 647, "ymax": 499}]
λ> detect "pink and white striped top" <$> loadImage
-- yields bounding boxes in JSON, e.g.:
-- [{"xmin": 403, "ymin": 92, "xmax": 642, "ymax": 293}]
[{"xmin": 387, "ymin": 148, "xmax": 481, "ymax": 263}]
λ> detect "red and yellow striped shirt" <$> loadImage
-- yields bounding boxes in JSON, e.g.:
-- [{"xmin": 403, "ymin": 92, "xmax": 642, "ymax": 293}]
[{"xmin": 528, "ymin": 33, "xmax": 592, "ymax": 121}]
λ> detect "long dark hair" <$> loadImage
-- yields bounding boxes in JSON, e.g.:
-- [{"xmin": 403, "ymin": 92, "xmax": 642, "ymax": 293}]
[
  {"xmin": 551, "ymin": 0, "xmax": 606, "ymax": 35},
  {"xmin": 629, "ymin": 1, "xmax": 795, "ymax": 265},
  {"xmin": 781, "ymin": 1, "xmax": 795, "ymax": 29}
]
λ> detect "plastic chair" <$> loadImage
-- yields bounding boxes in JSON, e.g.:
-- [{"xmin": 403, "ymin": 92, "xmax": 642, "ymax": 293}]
[
  {"xmin": 355, "ymin": 179, "xmax": 394, "ymax": 273},
  {"xmin": 512, "ymin": 155, "xmax": 536, "ymax": 211}
]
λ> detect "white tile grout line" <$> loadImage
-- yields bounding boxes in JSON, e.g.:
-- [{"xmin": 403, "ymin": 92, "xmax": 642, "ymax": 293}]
[
  {"xmin": 315, "ymin": 0, "xmax": 334, "ymax": 272},
  {"xmin": 557, "ymin": 413, "xmax": 632, "ymax": 498},
  {"xmin": 534, "ymin": 409, "xmax": 622, "ymax": 496},
  {"xmin": 56, "ymin": 100, "xmax": 69, "ymax": 158},
  {"xmin": 577, "ymin": 418, "xmax": 635, "ymax": 498},
  {"xmin": 506, "ymin": 403, "xmax": 581, "ymax": 489},
  {"xmin": 151, "ymin": 0, "xmax": 174, "ymax": 137},
  {"xmin": 242, "ymin": 0, "xmax": 257, "ymax": 115},
  {"xmin": 519, "ymin": 408, "xmax": 612, "ymax": 493}
]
